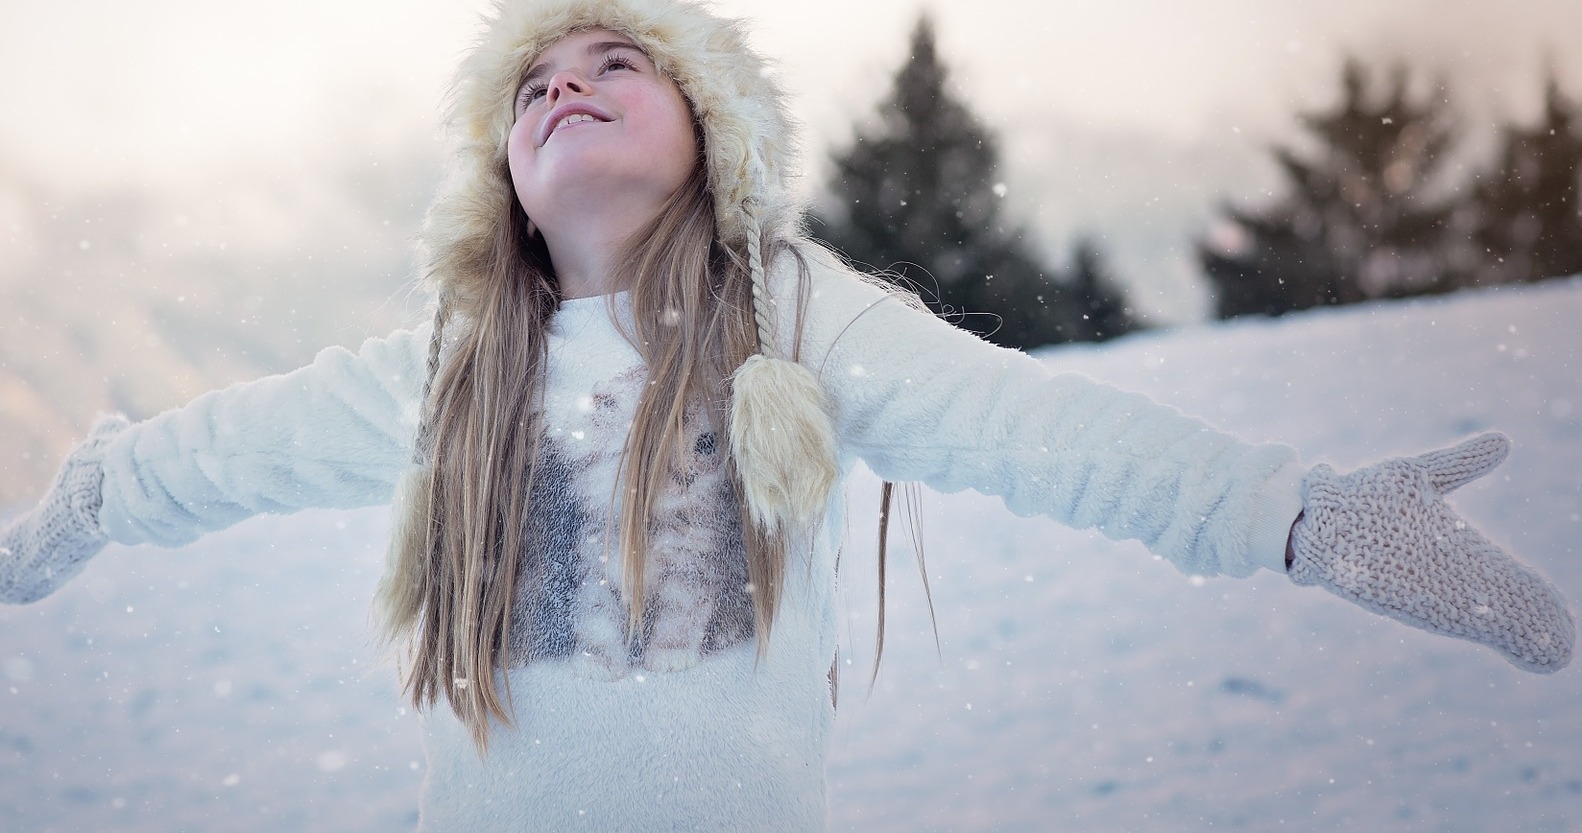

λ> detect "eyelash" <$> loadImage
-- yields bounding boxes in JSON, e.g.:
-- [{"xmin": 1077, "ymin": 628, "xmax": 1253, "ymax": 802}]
[{"xmin": 517, "ymin": 52, "xmax": 640, "ymax": 109}]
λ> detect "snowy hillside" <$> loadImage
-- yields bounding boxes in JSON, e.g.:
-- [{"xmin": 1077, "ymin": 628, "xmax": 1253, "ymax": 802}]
[{"xmin": 2, "ymin": 278, "xmax": 1580, "ymax": 833}]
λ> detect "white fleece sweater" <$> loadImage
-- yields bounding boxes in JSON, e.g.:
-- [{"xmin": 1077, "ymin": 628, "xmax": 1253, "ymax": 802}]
[{"xmin": 95, "ymin": 245, "xmax": 1305, "ymax": 831}]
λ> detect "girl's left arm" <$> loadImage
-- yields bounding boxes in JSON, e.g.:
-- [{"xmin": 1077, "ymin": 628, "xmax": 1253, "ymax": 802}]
[{"xmin": 787, "ymin": 247, "xmax": 1303, "ymax": 579}]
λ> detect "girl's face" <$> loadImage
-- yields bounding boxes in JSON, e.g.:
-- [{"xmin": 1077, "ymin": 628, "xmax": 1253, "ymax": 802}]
[{"xmin": 507, "ymin": 29, "xmax": 698, "ymax": 233}]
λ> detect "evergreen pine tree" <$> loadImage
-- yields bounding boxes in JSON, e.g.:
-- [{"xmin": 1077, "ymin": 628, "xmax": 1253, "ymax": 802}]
[
  {"xmin": 1068, "ymin": 239, "xmax": 1138, "ymax": 342},
  {"xmin": 1201, "ymin": 60, "xmax": 1465, "ymax": 318},
  {"xmin": 817, "ymin": 16, "xmax": 1097, "ymax": 348},
  {"xmin": 1472, "ymin": 73, "xmax": 1582, "ymax": 284}
]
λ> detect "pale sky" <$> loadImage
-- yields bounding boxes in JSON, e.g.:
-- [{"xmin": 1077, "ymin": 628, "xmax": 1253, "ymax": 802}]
[{"xmin": 4, "ymin": 0, "xmax": 1581, "ymax": 320}]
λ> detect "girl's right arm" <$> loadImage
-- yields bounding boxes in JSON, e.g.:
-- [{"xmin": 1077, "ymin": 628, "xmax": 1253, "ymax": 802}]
[
  {"xmin": 1, "ymin": 324, "xmax": 428, "ymax": 603},
  {"xmin": 97, "ymin": 324, "xmax": 430, "ymax": 547}
]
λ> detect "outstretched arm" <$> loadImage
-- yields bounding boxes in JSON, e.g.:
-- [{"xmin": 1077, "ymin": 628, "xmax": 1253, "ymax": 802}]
[
  {"xmin": 0, "ymin": 324, "xmax": 427, "ymax": 604},
  {"xmin": 784, "ymin": 244, "xmax": 1304, "ymax": 579},
  {"xmin": 97, "ymin": 325, "xmax": 428, "ymax": 547}
]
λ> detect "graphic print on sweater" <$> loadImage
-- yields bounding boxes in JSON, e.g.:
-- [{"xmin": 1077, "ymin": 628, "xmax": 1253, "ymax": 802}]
[{"xmin": 506, "ymin": 367, "xmax": 753, "ymax": 679}]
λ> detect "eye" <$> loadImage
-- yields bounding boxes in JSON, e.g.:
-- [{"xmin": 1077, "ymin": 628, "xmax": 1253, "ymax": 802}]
[
  {"xmin": 598, "ymin": 50, "xmax": 641, "ymax": 75},
  {"xmin": 516, "ymin": 82, "xmax": 547, "ymax": 112}
]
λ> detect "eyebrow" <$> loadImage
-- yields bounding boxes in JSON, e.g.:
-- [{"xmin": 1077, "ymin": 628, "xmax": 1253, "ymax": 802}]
[{"xmin": 521, "ymin": 40, "xmax": 648, "ymax": 88}]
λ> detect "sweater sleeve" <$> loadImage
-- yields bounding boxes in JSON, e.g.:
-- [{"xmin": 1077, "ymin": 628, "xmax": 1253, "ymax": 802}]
[
  {"xmin": 781, "ymin": 246, "xmax": 1304, "ymax": 577},
  {"xmin": 97, "ymin": 325, "xmax": 429, "ymax": 547}
]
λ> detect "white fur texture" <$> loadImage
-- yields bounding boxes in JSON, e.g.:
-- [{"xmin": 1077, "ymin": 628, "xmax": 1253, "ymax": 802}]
[
  {"xmin": 786, "ymin": 245, "xmax": 1306, "ymax": 579},
  {"xmin": 729, "ymin": 354, "xmax": 838, "ymax": 533},
  {"xmin": 96, "ymin": 328, "xmax": 428, "ymax": 546}
]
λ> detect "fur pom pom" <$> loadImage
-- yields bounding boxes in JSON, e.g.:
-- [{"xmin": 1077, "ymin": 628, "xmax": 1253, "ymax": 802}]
[
  {"xmin": 729, "ymin": 354, "xmax": 837, "ymax": 533},
  {"xmin": 376, "ymin": 465, "xmax": 435, "ymax": 642}
]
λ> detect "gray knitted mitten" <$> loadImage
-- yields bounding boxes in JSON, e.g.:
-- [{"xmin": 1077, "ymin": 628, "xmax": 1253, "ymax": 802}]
[
  {"xmin": 0, "ymin": 415, "xmax": 129, "ymax": 604},
  {"xmin": 1289, "ymin": 433, "xmax": 1574, "ymax": 673}
]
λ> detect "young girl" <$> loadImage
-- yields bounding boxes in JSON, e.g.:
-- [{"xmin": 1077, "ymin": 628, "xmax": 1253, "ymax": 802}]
[{"xmin": 1, "ymin": 0, "xmax": 1573, "ymax": 829}]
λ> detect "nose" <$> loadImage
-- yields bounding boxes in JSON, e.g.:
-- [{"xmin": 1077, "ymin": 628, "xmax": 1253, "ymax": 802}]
[{"xmin": 545, "ymin": 69, "xmax": 590, "ymax": 105}]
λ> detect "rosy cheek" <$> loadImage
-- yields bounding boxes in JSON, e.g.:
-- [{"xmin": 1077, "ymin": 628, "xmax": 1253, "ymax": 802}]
[
  {"xmin": 506, "ymin": 120, "xmax": 534, "ymax": 163},
  {"xmin": 508, "ymin": 115, "xmax": 531, "ymax": 146}
]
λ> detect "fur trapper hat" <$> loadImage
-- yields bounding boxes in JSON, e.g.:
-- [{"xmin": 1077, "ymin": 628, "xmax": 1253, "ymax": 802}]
[
  {"xmin": 422, "ymin": 0, "xmax": 803, "ymax": 311},
  {"xmin": 407, "ymin": 0, "xmax": 835, "ymax": 538}
]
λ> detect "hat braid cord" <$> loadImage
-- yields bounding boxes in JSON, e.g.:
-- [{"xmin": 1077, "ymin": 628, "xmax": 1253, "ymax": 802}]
[
  {"xmin": 414, "ymin": 297, "xmax": 452, "ymax": 466},
  {"xmin": 744, "ymin": 207, "xmax": 776, "ymax": 360}
]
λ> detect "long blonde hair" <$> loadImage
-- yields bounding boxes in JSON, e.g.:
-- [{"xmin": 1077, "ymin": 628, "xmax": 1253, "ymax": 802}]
[{"xmin": 382, "ymin": 155, "xmax": 805, "ymax": 749}]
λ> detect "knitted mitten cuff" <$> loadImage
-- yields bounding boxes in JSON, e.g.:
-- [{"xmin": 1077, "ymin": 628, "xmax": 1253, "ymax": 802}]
[
  {"xmin": 1288, "ymin": 433, "xmax": 1574, "ymax": 673},
  {"xmin": 0, "ymin": 415, "xmax": 129, "ymax": 604}
]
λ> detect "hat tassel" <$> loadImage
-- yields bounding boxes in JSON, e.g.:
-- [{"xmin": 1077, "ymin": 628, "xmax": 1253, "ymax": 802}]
[{"xmin": 729, "ymin": 207, "xmax": 838, "ymax": 534}]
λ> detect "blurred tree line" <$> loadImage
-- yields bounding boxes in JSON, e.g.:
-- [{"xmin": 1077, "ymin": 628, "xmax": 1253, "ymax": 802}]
[
  {"xmin": 1201, "ymin": 60, "xmax": 1582, "ymax": 319},
  {"xmin": 814, "ymin": 16, "xmax": 1582, "ymax": 339},
  {"xmin": 814, "ymin": 17, "xmax": 1140, "ymax": 350}
]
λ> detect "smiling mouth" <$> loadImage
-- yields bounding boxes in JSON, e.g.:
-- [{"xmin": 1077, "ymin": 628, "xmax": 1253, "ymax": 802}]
[
  {"xmin": 556, "ymin": 113, "xmax": 601, "ymax": 130},
  {"xmin": 544, "ymin": 112, "xmax": 610, "ymax": 145}
]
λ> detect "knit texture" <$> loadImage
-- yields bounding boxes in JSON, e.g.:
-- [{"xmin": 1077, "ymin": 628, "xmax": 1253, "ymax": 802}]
[
  {"xmin": 0, "ymin": 415, "xmax": 128, "ymax": 604},
  {"xmin": 1289, "ymin": 433, "xmax": 1574, "ymax": 673}
]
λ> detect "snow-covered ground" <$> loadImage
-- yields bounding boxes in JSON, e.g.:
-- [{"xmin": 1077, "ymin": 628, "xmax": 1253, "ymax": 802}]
[{"xmin": 3, "ymin": 279, "xmax": 1579, "ymax": 833}]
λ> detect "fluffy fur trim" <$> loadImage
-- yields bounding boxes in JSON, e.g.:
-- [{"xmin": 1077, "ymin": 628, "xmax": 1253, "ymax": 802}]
[
  {"xmin": 422, "ymin": 0, "xmax": 803, "ymax": 313},
  {"xmin": 728, "ymin": 354, "xmax": 838, "ymax": 533}
]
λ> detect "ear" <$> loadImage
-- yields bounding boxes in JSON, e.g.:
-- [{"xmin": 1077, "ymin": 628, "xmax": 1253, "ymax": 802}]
[
  {"xmin": 1416, "ymin": 432, "xmax": 1511, "ymax": 494},
  {"xmin": 525, "ymin": 217, "xmax": 539, "ymax": 239}
]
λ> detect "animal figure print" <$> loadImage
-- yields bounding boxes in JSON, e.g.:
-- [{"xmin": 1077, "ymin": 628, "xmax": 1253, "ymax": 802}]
[{"xmin": 506, "ymin": 368, "xmax": 754, "ymax": 679}]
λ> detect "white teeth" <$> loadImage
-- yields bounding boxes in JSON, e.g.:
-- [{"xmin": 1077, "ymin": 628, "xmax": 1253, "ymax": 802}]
[{"xmin": 558, "ymin": 113, "xmax": 597, "ymax": 130}]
